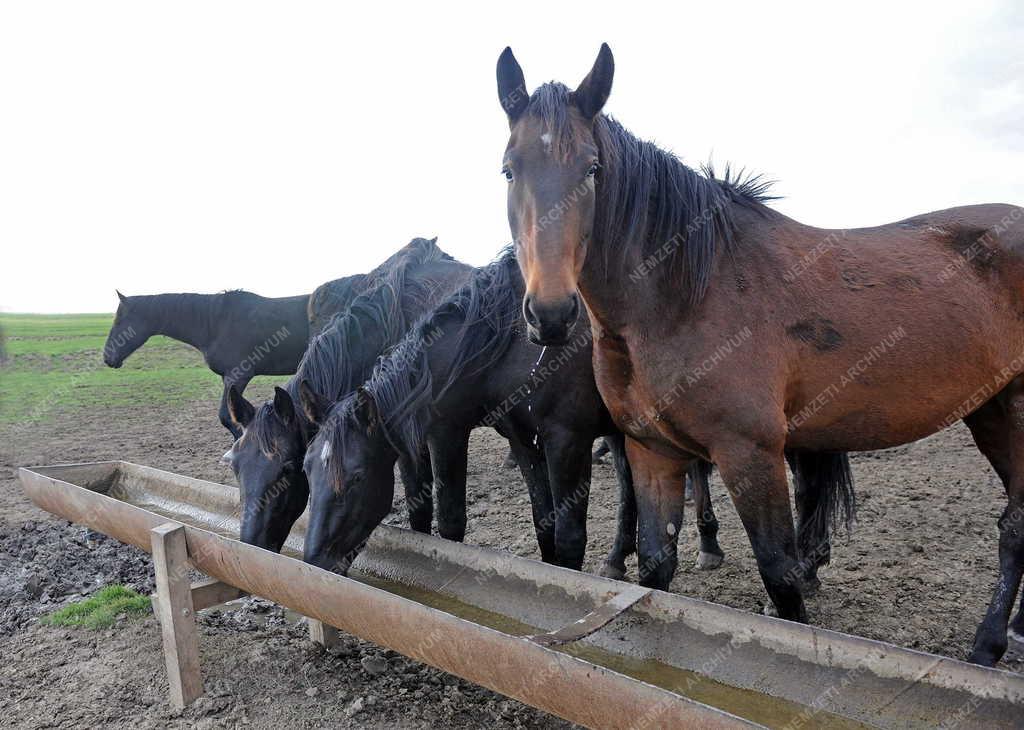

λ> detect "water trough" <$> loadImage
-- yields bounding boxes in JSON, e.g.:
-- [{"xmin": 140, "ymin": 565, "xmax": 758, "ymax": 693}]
[{"xmin": 19, "ymin": 460, "xmax": 1024, "ymax": 729}]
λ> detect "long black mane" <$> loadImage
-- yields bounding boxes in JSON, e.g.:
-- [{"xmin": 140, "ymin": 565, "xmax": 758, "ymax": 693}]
[
  {"xmin": 307, "ymin": 274, "xmax": 370, "ymax": 335},
  {"xmin": 327, "ymin": 248, "xmax": 521, "ymax": 481},
  {"xmin": 526, "ymin": 83, "xmax": 777, "ymax": 304},
  {"xmin": 248, "ymin": 237, "xmax": 452, "ymax": 456}
]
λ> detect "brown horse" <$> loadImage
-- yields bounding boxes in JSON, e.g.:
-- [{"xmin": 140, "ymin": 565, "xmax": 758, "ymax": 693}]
[{"xmin": 495, "ymin": 44, "xmax": 1024, "ymax": 666}]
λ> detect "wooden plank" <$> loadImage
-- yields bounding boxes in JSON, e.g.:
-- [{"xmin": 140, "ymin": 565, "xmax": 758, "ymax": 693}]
[
  {"xmin": 151, "ymin": 522, "xmax": 203, "ymax": 709},
  {"xmin": 190, "ymin": 577, "xmax": 247, "ymax": 611},
  {"xmin": 308, "ymin": 618, "xmax": 340, "ymax": 648}
]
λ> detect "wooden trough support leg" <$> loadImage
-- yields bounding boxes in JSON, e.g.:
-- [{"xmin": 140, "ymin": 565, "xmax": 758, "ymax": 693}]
[
  {"xmin": 308, "ymin": 618, "xmax": 340, "ymax": 648},
  {"xmin": 151, "ymin": 522, "xmax": 203, "ymax": 710}
]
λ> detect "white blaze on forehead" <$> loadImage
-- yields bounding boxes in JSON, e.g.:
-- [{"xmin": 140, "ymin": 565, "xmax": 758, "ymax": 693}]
[
  {"xmin": 666, "ymin": 522, "xmax": 677, "ymax": 536},
  {"xmin": 540, "ymin": 132, "xmax": 552, "ymax": 153},
  {"xmin": 320, "ymin": 440, "xmax": 332, "ymax": 464}
]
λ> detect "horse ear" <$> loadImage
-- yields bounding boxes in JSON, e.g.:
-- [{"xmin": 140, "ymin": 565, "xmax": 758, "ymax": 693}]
[
  {"xmin": 497, "ymin": 47, "xmax": 529, "ymax": 123},
  {"xmin": 116, "ymin": 290, "xmax": 127, "ymax": 303},
  {"xmin": 298, "ymin": 379, "xmax": 329, "ymax": 426},
  {"xmin": 227, "ymin": 385, "xmax": 255, "ymax": 428},
  {"xmin": 355, "ymin": 386, "xmax": 380, "ymax": 433},
  {"xmin": 273, "ymin": 386, "xmax": 296, "ymax": 425},
  {"xmin": 573, "ymin": 43, "xmax": 614, "ymax": 120}
]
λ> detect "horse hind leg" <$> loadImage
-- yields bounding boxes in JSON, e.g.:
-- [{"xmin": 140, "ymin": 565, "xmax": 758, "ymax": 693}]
[
  {"xmin": 692, "ymin": 461, "xmax": 725, "ymax": 570},
  {"xmin": 964, "ymin": 383, "xmax": 1024, "ymax": 666}
]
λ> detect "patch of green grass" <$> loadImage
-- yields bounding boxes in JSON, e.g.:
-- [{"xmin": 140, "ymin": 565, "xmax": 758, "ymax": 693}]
[
  {"xmin": 0, "ymin": 313, "xmax": 285, "ymax": 424},
  {"xmin": 41, "ymin": 585, "xmax": 151, "ymax": 629},
  {"xmin": 0, "ymin": 313, "xmax": 116, "ymax": 339},
  {"xmin": 4, "ymin": 334, "xmax": 180, "ymax": 357}
]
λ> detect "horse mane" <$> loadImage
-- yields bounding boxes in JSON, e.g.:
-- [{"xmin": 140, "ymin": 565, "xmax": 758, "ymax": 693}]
[
  {"xmin": 248, "ymin": 238, "xmax": 452, "ymax": 456},
  {"xmin": 308, "ymin": 274, "xmax": 370, "ymax": 332},
  {"xmin": 327, "ymin": 247, "xmax": 521, "ymax": 481},
  {"xmin": 526, "ymin": 83, "xmax": 777, "ymax": 305}
]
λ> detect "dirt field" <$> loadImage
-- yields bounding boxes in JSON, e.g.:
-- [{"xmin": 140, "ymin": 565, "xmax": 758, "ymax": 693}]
[{"xmin": 2, "ymin": 320, "xmax": 1023, "ymax": 728}]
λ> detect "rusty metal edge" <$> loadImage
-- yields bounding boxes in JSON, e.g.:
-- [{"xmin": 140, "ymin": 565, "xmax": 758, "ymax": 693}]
[{"xmin": 18, "ymin": 464, "xmax": 759, "ymax": 730}]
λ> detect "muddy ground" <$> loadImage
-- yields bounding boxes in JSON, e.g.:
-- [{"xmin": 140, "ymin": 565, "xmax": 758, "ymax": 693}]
[{"xmin": 1, "ymin": 387, "xmax": 1022, "ymax": 728}]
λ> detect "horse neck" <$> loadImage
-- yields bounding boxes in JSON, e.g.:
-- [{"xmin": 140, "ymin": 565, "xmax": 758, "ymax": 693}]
[
  {"xmin": 578, "ymin": 238, "xmax": 658, "ymax": 334},
  {"xmin": 144, "ymin": 294, "xmax": 216, "ymax": 349}
]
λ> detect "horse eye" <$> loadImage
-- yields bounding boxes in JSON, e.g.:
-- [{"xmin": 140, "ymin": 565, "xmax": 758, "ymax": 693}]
[
  {"xmin": 345, "ymin": 470, "xmax": 365, "ymax": 487},
  {"xmin": 586, "ymin": 162, "xmax": 600, "ymax": 178},
  {"xmin": 502, "ymin": 167, "xmax": 513, "ymax": 183}
]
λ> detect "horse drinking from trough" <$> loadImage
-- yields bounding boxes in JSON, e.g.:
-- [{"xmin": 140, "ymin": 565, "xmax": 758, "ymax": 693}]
[
  {"xmin": 223, "ymin": 238, "xmax": 473, "ymax": 552},
  {"xmin": 299, "ymin": 249, "xmax": 657, "ymax": 574},
  {"xmin": 496, "ymin": 44, "xmax": 1024, "ymax": 665}
]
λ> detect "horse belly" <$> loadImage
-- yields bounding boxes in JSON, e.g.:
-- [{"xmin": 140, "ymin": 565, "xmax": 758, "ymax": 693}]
[{"xmin": 786, "ymin": 346, "xmax": 1024, "ymax": 451}]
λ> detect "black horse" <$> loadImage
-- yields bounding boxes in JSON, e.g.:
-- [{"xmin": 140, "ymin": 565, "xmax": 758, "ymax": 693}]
[
  {"xmin": 223, "ymin": 238, "xmax": 473, "ymax": 552},
  {"xmin": 298, "ymin": 250, "xmax": 712, "ymax": 575},
  {"xmin": 103, "ymin": 289, "xmax": 313, "ymax": 439}
]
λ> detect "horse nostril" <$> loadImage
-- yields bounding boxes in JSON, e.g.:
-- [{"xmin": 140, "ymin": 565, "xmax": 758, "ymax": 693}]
[
  {"xmin": 523, "ymin": 295, "xmax": 540, "ymax": 328},
  {"xmin": 566, "ymin": 294, "xmax": 580, "ymax": 325}
]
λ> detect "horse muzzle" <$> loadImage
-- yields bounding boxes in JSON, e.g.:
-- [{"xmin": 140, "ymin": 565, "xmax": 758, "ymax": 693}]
[{"xmin": 523, "ymin": 292, "xmax": 579, "ymax": 346}]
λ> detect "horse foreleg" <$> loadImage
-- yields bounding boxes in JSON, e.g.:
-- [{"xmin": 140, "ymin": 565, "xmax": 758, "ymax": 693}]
[
  {"xmin": 964, "ymin": 387, "xmax": 1024, "ymax": 666},
  {"xmin": 544, "ymin": 429, "xmax": 593, "ymax": 571},
  {"xmin": 599, "ymin": 432, "xmax": 636, "ymax": 580},
  {"xmin": 627, "ymin": 438, "xmax": 690, "ymax": 590},
  {"xmin": 398, "ymin": 446, "xmax": 433, "ymax": 534},
  {"xmin": 507, "ymin": 438, "xmax": 557, "ymax": 563},
  {"xmin": 428, "ymin": 427, "xmax": 471, "ymax": 542},
  {"xmin": 692, "ymin": 462, "xmax": 724, "ymax": 570},
  {"xmin": 716, "ymin": 439, "xmax": 807, "ymax": 622}
]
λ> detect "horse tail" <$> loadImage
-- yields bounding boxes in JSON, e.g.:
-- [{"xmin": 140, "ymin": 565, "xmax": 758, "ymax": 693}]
[{"xmin": 787, "ymin": 450, "xmax": 856, "ymax": 551}]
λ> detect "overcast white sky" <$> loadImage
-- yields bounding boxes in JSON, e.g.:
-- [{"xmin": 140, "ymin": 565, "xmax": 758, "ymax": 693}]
[{"xmin": 2, "ymin": 1, "xmax": 1021, "ymax": 313}]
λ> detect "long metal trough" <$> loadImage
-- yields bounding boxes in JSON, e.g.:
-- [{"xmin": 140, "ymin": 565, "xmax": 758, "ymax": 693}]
[{"xmin": 19, "ymin": 461, "xmax": 1024, "ymax": 729}]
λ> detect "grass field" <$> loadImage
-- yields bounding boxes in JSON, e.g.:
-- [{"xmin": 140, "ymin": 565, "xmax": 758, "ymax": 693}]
[{"xmin": 0, "ymin": 313, "xmax": 279, "ymax": 424}]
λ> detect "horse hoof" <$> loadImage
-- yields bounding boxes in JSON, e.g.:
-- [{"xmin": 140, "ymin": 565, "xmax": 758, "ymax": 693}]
[
  {"xmin": 695, "ymin": 551, "xmax": 724, "ymax": 571},
  {"xmin": 801, "ymin": 575, "xmax": 822, "ymax": 597},
  {"xmin": 762, "ymin": 602, "xmax": 780, "ymax": 618},
  {"xmin": 598, "ymin": 563, "xmax": 627, "ymax": 581},
  {"xmin": 1009, "ymin": 627, "xmax": 1024, "ymax": 648}
]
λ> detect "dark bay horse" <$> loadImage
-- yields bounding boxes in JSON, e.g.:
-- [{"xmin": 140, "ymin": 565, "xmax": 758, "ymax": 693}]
[
  {"xmin": 496, "ymin": 44, "xmax": 1024, "ymax": 665},
  {"xmin": 223, "ymin": 238, "xmax": 473, "ymax": 552},
  {"xmin": 103, "ymin": 290, "xmax": 312, "ymax": 438}
]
